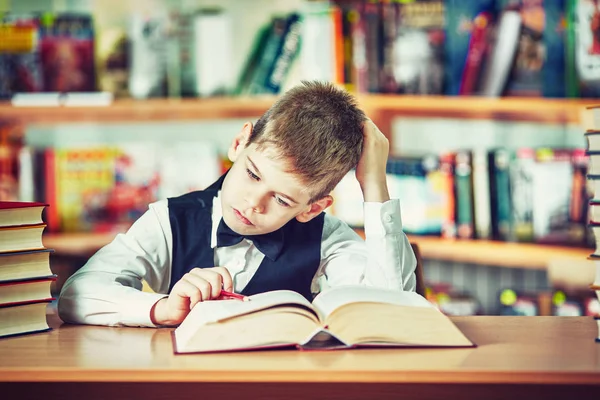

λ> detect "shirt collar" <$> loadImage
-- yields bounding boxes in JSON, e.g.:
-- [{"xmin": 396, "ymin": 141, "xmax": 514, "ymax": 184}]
[{"xmin": 210, "ymin": 191, "xmax": 222, "ymax": 249}]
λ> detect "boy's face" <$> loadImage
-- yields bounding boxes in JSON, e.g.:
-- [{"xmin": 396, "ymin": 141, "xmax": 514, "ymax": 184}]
[{"xmin": 220, "ymin": 123, "xmax": 332, "ymax": 236}]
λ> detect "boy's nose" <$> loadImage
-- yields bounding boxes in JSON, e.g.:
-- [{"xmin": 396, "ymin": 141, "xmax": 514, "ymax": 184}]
[{"xmin": 244, "ymin": 194, "xmax": 265, "ymax": 214}]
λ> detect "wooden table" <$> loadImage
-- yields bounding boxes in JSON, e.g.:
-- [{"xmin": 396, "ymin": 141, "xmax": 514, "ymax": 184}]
[{"xmin": 0, "ymin": 315, "xmax": 599, "ymax": 400}]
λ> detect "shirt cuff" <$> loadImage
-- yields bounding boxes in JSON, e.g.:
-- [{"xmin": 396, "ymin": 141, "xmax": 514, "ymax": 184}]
[
  {"xmin": 364, "ymin": 199, "xmax": 403, "ymax": 237},
  {"xmin": 120, "ymin": 291, "xmax": 169, "ymax": 327}
]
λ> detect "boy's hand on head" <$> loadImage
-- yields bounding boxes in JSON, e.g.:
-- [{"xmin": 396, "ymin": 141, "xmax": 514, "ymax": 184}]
[
  {"xmin": 150, "ymin": 266, "xmax": 233, "ymax": 326},
  {"xmin": 355, "ymin": 119, "xmax": 391, "ymax": 202}
]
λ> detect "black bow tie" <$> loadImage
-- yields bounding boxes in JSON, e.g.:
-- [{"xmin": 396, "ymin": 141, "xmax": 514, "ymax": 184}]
[{"xmin": 216, "ymin": 218, "xmax": 284, "ymax": 261}]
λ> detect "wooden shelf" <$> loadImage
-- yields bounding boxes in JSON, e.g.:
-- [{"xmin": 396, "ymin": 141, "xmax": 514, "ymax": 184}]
[
  {"xmin": 0, "ymin": 97, "xmax": 278, "ymax": 124},
  {"xmin": 405, "ymin": 235, "xmax": 590, "ymax": 270},
  {"xmin": 43, "ymin": 231, "xmax": 591, "ymax": 270},
  {"xmin": 361, "ymin": 95, "xmax": 592, "ymax": 125},
  {"xmin": 0, "ymin": 95, "xmax": 594, "ymax": 125}
]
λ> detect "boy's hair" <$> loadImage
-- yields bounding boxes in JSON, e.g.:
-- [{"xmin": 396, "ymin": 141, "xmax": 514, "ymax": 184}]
[{"xmin": 249, "ymin": 81, "xmax": 366, "ymax": 203}]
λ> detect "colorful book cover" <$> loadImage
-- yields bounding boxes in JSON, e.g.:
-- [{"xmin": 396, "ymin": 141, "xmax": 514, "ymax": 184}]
[
  {"xmin": 386, "ymin": 154, "xmax": 444, "ymax": 235},
  {"xmin": 0, "ymin": 12, "xmax": 43, "ymax": 99},
  {"xmin": 54, "ymin": 147, "xmax": 116, "ymax": 232},
  {"xmin": 39, "ymin": 12, "xmax": 96, "ymax": 92}
]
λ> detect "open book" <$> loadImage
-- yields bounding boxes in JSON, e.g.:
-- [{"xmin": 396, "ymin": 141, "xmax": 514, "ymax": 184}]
[{"xmin": 172, "ymin": 286, "xmax": 475, "ymax": 353}]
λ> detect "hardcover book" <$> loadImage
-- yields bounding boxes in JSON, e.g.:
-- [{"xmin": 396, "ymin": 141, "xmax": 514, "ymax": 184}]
[
  {"xmin": 0, "ymin": 201, "xmax": 47, "ymax": 227},
  {"xmin": 172, "ymin": 286, "xmax": 475, "ymax": 354}
]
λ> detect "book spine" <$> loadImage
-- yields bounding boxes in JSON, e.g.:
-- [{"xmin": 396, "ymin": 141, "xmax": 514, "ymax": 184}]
[
  {"xmin": 233, "ymin": 23, "xmax": 271, "ymax": 96},
  {"xmin": 455, "ymin": 150, "xmax": 475, "ymax": 239},
  {"xmin": 444, "ymin": 0, "xmax": 496, "ymax": 95},
  {"xmin": 351, "ymin": 2, "xmax": 369, "ymax": 93},
  {"xmin": 542, "ymin": 0, "xmax": 567, "ymax": 98},
  {"xmin": 440, "ymin": 152, "xmax": 457, "ymax": 239},
  {"xmin": 331, "ymin": 4, "xmax": 345, "ymax": 85},
  {"xmin": 488, "ymin": 148, "xmax": 512, "ymax": 241},
  {"xmin": 509, "ymin": 147, "xmax": 535, "ymax": 242},
  {"xmin": 263, "ymin": 13, "xmax": 302, "ymax": 94},
  {"xmin": 458, "ymin": 11, "xmax": 493, "ymax": 95},
  {"xmin": 379, "ymin": 0, "xmax": 398, "ymax": 93},
  {"xmin": 564, "ymin": 0, "xmax": 580, "ymax": 97},
  {"xmin": 341, "ymin": 3, "xmax": 358, "ymax": 91},
  {"xmin": 472, "ymin": 148, "xmax": 491, "ymax": 239},
  {"xmin": 247, "ymin": 17, "xmax": 288, "ymax": 95},
  {"xmin": 363, "ymin": 0, "xmax": 382, "ymax": 93}
]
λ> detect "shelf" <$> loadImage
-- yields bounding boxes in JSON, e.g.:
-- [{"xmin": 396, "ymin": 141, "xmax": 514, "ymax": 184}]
[
  {"xmin": 0, "ymin": 97, "xmax": 278, "ymax": 124},
  {"xmin": 362, "ymin": 95, "xmax": 592, "ymax": 125},
  {"xmin": 404, "ymin": 235, "xmax": 590, "ymax": 270},
  {"xmin": 0, "ymin": 95, "xmax": 594, "ymax": 125},
  {"xmin": 43, "ymin": 231, "xmax": 591, "ymax": 270}
]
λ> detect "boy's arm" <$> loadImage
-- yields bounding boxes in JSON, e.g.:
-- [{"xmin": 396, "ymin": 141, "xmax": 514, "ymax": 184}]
[
  {"xmin": 354, "ymin": 119, "xmax": 390, "ymax": 203},
  {"xmin": 318, "ymin": 208, "xmax": 416, "ymax": 292},
  {"xmin": 315, "ymin": 119, "xmax": 416, "ymax": 292},
  {"xmin": 57, "ymin": 200, "xmax": 172, "ymax": 327}
]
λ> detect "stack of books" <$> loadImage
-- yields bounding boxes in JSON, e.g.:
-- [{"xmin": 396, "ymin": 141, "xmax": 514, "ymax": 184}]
[
  {"xmin": 583, "ymin": 105, "xmax": 600, "ymax": 342},
  {"xmin": 0, "ymin": 201, "xmax": 55, "ymax": 339}
]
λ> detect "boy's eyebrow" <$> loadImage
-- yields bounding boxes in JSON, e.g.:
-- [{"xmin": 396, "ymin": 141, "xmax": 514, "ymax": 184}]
[{"xmin": 247, "ymin": 156, "xmax": 299, "ymax": 204}]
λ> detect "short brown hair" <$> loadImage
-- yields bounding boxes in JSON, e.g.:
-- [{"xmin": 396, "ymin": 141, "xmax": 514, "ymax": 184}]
[{"xmin": 248, "ymin": 81, "xmax": 366, "ymax": 203}]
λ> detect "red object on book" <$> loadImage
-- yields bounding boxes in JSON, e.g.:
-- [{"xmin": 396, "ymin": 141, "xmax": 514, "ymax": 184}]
[{"xmin": 219, "ymin": 289, "xmax": 250, "ymax": 302}]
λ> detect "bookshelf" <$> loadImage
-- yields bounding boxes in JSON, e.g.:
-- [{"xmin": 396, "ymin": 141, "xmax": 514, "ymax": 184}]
[
  {"xmin": 6, "ymin": 95, "xmax": 593, "ymax": 268},
  {"xmin": 43, "ymin": 230, "xmax": 590, "ymax": 270},
  {"xmin": 0, "ymin": 95, "xmax": 592, "ymax": 136}
]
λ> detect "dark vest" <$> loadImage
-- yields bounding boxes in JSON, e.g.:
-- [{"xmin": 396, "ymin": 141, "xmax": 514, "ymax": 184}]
[{"xmin": 167, "ymin": 174, "xmax": 325, "ymax": 300}]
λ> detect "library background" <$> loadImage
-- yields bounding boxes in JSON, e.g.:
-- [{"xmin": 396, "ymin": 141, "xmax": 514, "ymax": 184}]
[{"xmin": 1, "ymin": 0, "xmax": 599, "ymax": 317}]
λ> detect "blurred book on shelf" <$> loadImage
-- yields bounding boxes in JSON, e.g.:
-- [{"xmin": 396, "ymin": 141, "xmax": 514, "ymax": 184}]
[
  {"xmin": 0, "ymin": 0, "xmax": 590, "ymax": 99},
  {"xmin": 28, "ymin": 142, "xmax": 221, "ymax": 233},
  {"xmin": 331, "ymin": 144, "xmax": 590, "ymax": 247}
]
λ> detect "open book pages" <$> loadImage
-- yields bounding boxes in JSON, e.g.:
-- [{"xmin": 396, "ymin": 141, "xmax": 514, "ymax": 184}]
[{"xmin": 172, "ymin": 286, "xmax": 474, "ymax": 354}]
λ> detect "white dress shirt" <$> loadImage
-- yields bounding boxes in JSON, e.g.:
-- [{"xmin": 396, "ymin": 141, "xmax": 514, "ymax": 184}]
[{"xmin": 58, "ymin": 193, "xmax": 416, "ymax": 327}]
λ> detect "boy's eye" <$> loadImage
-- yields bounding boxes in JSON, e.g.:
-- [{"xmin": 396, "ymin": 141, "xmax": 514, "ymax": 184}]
[
  {"xmin": 274, "ymin": 196, "xmax": 290, "ymax": 207},
  {"xmin": 246, "ymin": 168, "xmax": 260, "ymax": 181}
]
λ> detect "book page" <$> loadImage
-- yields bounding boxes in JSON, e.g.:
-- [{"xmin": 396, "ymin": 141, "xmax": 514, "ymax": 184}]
[
  {"xmin": 176, "ymin": 290, "xmax": 317, "ymax": 346},
  {"xmin": 312, "ymin": 285, "xmax": 433, "ymax": 319}
]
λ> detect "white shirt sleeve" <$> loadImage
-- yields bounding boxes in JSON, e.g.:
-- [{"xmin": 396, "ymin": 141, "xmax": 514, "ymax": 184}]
[
  {"xmin": 57, "ymin": 200, "xmax": 173, "ymax": 327},
  {"xmin": 316, "ymin": 199, "xmax": 416, "ymax": 293}
]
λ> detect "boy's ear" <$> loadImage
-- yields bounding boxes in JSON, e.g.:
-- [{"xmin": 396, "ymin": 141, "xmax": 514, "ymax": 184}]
[
  {"xmin": 296, "ymin": 195, "xmax": 333, "ymax": 223},
  {"xmin": 228, "ymin": 122, "xmax": 253, "ymax": 162}
]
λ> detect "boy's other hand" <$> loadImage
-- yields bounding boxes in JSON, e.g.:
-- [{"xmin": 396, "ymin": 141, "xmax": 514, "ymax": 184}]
[
  {"xmin": 355, "ymin": 119, "xmax": 390, "ymax": 202},
  {"xmin": 150, "ymin": 266, "xmax": 233, "ymax": 326}
]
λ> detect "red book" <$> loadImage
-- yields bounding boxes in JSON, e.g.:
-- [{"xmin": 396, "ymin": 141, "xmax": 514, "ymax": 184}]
[
  {"xmin": 0, "ymin": 201, "xmax": 47, "ymax": 228},
  {"xmin": 459, "ymin": 11, "xmax": 493, "ymax": 95},
  {"xmin": 0, "ymin": 276, "xmax": 56, "ymax": 307}
]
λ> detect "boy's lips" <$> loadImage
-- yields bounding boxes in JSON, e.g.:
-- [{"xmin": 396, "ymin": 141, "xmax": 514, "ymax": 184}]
[{"xmin": 233, "ymin": 208, "xmax": 253, "ymax": 226}]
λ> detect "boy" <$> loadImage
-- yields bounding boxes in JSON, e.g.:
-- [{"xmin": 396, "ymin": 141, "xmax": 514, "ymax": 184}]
[{"xmin": 58, "ymin": 81, "xmax": 416, "ymax": 327}]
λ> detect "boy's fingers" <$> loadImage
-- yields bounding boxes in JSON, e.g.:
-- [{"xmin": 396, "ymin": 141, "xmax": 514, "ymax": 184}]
[
  {"xmin": 188, "ymin": 269, "xmax": 223, "ymax": 299},
  {"xmin": 174, "ymin": 280, "xmax": 203, "ymax": 310},
  {"xmin": 182, "ymin": 272, "xmax": 213, "ymax": 301},
  {"xmin": 213, "ymin": 266, "xmax": 234, "ymax": 292}
]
